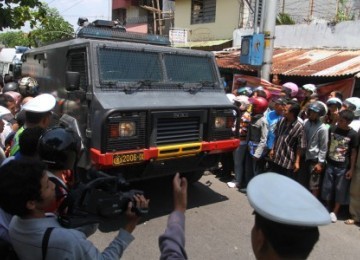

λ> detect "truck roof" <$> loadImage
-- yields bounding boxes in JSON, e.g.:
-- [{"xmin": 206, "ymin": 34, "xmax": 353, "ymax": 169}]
[{"xmin": 23, "ymin": 36, "xmax": 214, "ymax": 58}]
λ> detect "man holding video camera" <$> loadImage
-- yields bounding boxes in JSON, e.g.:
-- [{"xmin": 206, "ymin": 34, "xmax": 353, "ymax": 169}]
[
  {"xmin": 0, "ymin": 122, "xmax": 149, "ymax": 259},
  {"xmin": 0, "ymin": 159, "xmax": 149, "ymax": 260}
]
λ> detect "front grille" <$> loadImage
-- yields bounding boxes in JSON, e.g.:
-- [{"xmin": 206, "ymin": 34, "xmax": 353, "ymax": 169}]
[
  {"xmin": 106, "ymin": 112, "xmax": 146, "ymax": 152},
  {"xmin": 156, "ymin": 117, "xmax": 201, "ymax": 145}
]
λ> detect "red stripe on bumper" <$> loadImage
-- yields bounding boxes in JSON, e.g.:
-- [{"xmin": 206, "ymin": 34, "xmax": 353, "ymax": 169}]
[
  {"xmin": 90, "ymin": 139, "xmax": 239, "ymax": 167},
  {"xmin": 201, "ymin": 139, "xmax": 240, "ymax": 153}
]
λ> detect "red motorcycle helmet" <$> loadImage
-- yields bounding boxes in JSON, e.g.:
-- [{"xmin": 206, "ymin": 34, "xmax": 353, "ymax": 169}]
[
  {"xmin": 263, "ymin": 89, "xmax": 272, "ymax": 100},
  {"xmin": 249, "ymin": 96, "xmax": 269, "ymax": 114}
]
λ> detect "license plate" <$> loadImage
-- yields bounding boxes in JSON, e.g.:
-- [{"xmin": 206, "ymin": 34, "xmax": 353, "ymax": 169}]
[{"xmin": 113, "ymin": 152, "xmax": 144, "ymax": 166}]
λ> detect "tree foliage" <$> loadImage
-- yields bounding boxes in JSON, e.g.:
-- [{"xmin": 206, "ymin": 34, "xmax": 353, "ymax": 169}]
[
  {"xmin": 28, "ymin": 4, "xmax": 74, "ymax": 47},
  {"xmin": 276, "ymin": 13, "xmax": 295, "ymax": 25},
  {"xmin": 336, "ymin": 0, "xmax": 355, "ymax": 22},
  {"xmin": 0, "ymin": 30, "xmax": 30, "ymax": 47},
  {"xmin": 0, "ymin": 0, "xmax": 46, "ymax": 30}
]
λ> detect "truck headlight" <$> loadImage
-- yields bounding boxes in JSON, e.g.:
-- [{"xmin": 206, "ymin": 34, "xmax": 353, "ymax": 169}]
[
  {"xmin": 109, "ymin": 121, "xmax": 136, "ymax": 138},
  {"xmin": 214, "ymin": 116, "xmax": 226, "ymax": 129},
  {"xmin": 119, "ymin": 122, "xmax": 136, "ymax": 137}
]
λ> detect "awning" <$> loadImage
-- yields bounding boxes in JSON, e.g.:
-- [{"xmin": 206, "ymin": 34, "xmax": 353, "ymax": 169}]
[
  {"xmin": 174, "ymin": 39, "xmax": 232, "ymax": 49},
  {"xmin": 215, "ymin": 48, "xmax": 360, "ymax": 77}
]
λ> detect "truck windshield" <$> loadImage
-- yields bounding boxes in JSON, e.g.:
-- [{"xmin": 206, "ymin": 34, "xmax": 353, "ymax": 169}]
[
  {"xmin": 163, "ymin": 53, "xmax": 215, "ymax": 83},
  {"xmin": 98, "ymin": 48, "xmax": 215, "ymax": 84},
  {"xmin": 98, "ymin": 48, "xmax": 162, "ymax": 82}
]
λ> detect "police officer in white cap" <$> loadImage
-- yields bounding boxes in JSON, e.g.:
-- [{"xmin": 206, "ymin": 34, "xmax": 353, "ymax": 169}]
[
  {"xmin": 247, "ymin": 173, "xmax": 331, "ymax": 259},
  {"xmin": 9, "ymin": 94, "xmax": 56, "ymax": 156}
]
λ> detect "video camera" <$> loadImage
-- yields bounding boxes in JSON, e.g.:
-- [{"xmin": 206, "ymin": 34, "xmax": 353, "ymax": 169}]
[
  {"xmin": 55, "ymin": 115, "xmax": 147, "ymax": 228},
  {"xmin": 58, "ymin": 170, "xmax": 146, "ymax": 228}
]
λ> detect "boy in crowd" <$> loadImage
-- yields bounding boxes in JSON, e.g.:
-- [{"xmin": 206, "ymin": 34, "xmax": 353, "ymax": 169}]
[
  {"xmin": 243, "ymin": 96, "xmax": 268, "ymax": 192},
  {"xmin": 228, "ymin": 95, "xmax": 251, "ymax": 189},
  {"xmin": 322, "ymin": 109, "xmax": 359, "ymax": 223},
  {"xmin": 303, "ymin": 101, "xmax": 328, "ymax": 197},
  {"xmin": 265, "ymin": 98, "xmax": 286, "ymax": 158},
  {"xmin": 269, "ymin": 101, "xmax": 307, "ymax": 180}
]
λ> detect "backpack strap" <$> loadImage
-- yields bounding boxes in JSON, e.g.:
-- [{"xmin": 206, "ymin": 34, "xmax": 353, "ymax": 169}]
[{"xmin": 42, "ymin": 227, "xmax": 54, "ymax": 260}]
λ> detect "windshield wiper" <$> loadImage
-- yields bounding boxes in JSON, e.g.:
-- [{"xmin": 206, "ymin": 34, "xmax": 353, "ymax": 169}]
[
  {"xmin": 186, "ymin": 81, "xmax": 215, "ymax": 94},
  {"xmin": 124, "ymin": 80, "xmax": 154, "ymax": 94}
]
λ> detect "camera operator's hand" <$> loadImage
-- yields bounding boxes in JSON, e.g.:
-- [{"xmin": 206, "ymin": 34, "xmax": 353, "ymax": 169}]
[
  {"xmin": 124, "ymin": 194, "xmax": 149, "ymax": 233},
  {"xmin": 173, "ymin": 173, "xmax": 188, "ymax": 213}
]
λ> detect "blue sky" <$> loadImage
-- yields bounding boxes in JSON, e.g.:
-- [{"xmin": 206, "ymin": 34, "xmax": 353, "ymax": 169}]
[{"xmin": 45, "ymin": 0, "xmax": 111, "ymax": 29}]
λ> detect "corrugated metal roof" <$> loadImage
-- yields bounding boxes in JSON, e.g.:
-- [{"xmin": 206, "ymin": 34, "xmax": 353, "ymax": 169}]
[{"xmin": 215, "ymin": 48, "xmax": 360, "ymax": 77}]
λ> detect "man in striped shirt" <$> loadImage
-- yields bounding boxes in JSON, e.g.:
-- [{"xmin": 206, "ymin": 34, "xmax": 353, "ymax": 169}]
[{"xmin": 269, "ymin": 100, "xmax": 307, "ymax": 181}]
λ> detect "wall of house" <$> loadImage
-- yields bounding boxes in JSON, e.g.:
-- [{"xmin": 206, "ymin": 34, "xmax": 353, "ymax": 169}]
[
  {"xmin": 233, "ymin": 20, "xmax": 360, "ymax": 49},
  {"xmin": 278, "ymin": 0, "xmax": 360, "ymax": 23},
  {"xmin": 125, "ymin": 6, "xmax": 149, "ymax": 33},
  {"xmin": 174, "ymin": 0, "xmax": 241, "ymax": 41}
]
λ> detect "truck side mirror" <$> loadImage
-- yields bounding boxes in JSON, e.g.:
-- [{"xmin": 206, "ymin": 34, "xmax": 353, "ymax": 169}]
[{"xmin": 66, "ymin": 71, "xmax": 80, "ymax": 91}]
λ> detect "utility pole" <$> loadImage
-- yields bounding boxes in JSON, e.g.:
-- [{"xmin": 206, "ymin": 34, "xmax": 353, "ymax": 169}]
[
  {"xmin": 282, "ymin": 0, "xmax": 286, "ymax": 13},
  {"xmin": 108, "ymin": 0, "xmax": 112, "ymax": 21},
  {"xmin": 308, "ymin": 0, "xmax": 315, "ymax": 22},
  {"xmin": 260, "ymin": 0, "xmax": 277, "ymax": 81}
]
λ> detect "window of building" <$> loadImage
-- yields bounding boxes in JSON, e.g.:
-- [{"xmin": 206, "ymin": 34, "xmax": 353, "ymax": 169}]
[{"xmin": 191, "ymin": 0, "xmax": 216, "ymax": 24}]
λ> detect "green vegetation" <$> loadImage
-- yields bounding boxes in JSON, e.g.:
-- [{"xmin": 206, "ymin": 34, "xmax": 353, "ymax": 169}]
[
  {"xmin": 336, "ymin": 0, "xmax": 355, "ymax": 22},
  {"xmin": 28, "ymin": 4, "xmax": 74, "ymax": 46},
  {"xmin": 0, "ymin": 2, "xmax": 74, "ymax": 47},
  {"xmin": 276, "ymin": 13, "xmax": 295, "ymax": 25},
  {"xmin": 0, "ymin": 30, "xmax": 30, "ymax": 47},
  {"xmin": 0, "ymin": 0, "xmax": 46, "ymax": 30}
]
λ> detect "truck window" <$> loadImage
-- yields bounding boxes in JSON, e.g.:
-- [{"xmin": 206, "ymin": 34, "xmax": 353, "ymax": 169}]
[
  {"xmin": 164, "ymin": 54, "xmax": 215, "ymax": 83},
  {"xmin": 98, "ymin": 48, "xmax": 162, "ymax": 82},
  {"xmin": 67, "ymin": 49, "xmax": 88, "ymax": 90}
]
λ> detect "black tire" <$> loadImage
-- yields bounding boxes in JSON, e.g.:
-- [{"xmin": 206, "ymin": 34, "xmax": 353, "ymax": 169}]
[{"xmin": 182, "ymin": 170, "xmax": 203, "ymax": 183}]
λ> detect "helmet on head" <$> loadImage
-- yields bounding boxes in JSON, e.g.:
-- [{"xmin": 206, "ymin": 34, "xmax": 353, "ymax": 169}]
[
  {"xmin": 38, "ymin": 126, "xmax": 82, "ymax": 170},
  {"xmin": 234, "ymin": 95, "xmax": 250, "ymax": 111},
  {"xmin": 343, "ymin": 97, "xmax": 360, "ymax": 117},
  {"xmin": 308, "ymin": 101, "xmax": 327, "ymax": 117},
  {"xmin": 263, "ymin": 89, "xmax": 272, "ymax": 100},
  {"xmin": 249, "ymin": 96, "xmax": 268, "ymax": 114},
  {"xmin": 19, "ymin": 77, "xmax": 39, "ymax": 97},
  {"xmin": 252, "ymin": 86, "xmax": 267, "ymax": 99},
  {"xmin": 282, "ymin": 82, "xmax": 298, "ymax": 98},
  {"xmin": 326, "ymin": 97, "xmax": 342, "ymax": 109},
  {"xmin": 3, "ymin": 82, "xmax": 19, "ymax": 93},
  {"xmin": 4, "ymin": 91, "xmax": 22, "ymax": 106},
  {"xmin": 226, "ymin": 93, "xmax": 236, "ymax": 104},
  {"xmin": 302, "ymin": 84, "xmax": 317, "ymax": 95},
  {"xmin": 237, "ymin": 87, "xmax": 253, "ymax": 97}
]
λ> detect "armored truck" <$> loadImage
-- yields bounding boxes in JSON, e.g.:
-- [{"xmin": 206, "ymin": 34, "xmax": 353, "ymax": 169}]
[{"xmin": 21, "ymin": 21, "xmax": 239, "ymax": 182}]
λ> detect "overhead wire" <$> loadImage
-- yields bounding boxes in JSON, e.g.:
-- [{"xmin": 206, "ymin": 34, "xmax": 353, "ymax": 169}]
[{"xmin": 61, "ymin": 0, "xmax": 85, "ymax": 14}]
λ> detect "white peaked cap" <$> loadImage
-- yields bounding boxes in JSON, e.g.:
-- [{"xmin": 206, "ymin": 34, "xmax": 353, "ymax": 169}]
[
  {"xmin": 247, "ymin": 173, "xmax": 331, "ymax": 227},
  {"xmin": 22, "ymin": 94, "xmax": 56, "ymax": 113}
]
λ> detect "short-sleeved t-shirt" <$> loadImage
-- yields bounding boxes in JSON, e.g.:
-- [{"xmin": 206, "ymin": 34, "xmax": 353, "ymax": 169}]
[{"xmin": 327, "ymin": 126, "xmax": 359, "ymax": 168}]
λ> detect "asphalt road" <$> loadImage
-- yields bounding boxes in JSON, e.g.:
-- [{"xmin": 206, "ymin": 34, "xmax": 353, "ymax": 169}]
[{"xmin": 89, "ymin": 173, "xmax": 360, "ymax": 259}]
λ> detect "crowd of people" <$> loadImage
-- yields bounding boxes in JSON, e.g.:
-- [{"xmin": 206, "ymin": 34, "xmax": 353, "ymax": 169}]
[
  {"xmin": 225, "ymin": 78, "xmax": 360, "ymax": 225},
  {"xmin": 0, "ymin": 74, "xmax": 358, "ymax": 259},
  {"xmin": 0, "ymin": 76, "xmax": 189, "ymax": 259}
]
